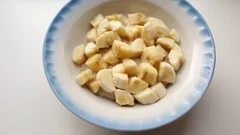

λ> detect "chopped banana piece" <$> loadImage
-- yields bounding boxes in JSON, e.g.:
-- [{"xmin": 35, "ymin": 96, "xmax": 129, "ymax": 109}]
[
  {"xmin": 109, "ymin": 21, "xmax": 128, "ymax": 38},
  {"xmin": 112, "ymin": 63, "xmax": 125, "ymax": 73},
  {"xmin": 76, "ymin": 69, "xmax": 93, "ymax": 85},
  {"xmin": 86, "ymin": 28, "xmax": 97, "ymax": 42},
  {"xmin": 151, "ymin": 82, "xmax": 167, "ymax": 99},
  {"xmin": 143, "ymin": 39, "xmax": 155, "ymax": 47},
  {"xmin": 72, "ymin": 44, "xmax": 87, "ymax": 65},
  {"xmin": 112, "ymin": 40, "xmax": 132, "ymax": 59},
  {"xmin": 123, "ymin": 59, "xmax": 138, "ymax": 75},
  {"xmin": 135, "ymin": 25, "xmax": 144, "ymax": 33},
  {"xmin": 141, "ymin": 22, "xmax": 156, "ymax": 41},
  {"xmin": 85, "ymin": 54, "xmax": 108, "ymax": 72},
  {"xmin": 106, "ymin": 14, "xmax": 123, "ymax": 21},
  {"xmin": 156, "ymin": 37, "xmax": 175, "ymax": 50},
  {"xmin": 147, "ymin": 17, "xmax": 169, "ymax": 37},
  {"xmin": 97, "ymin": 18, "xmax": 110, "ymax": 35},
  {"xmin": 112, "ymin": 72, "xmax": 128, "ymax": 89},
  {"xmin": 115, "ymin": 89, "xmax": 134, "ymax": 106},
  {"xmin": 96, "ymin": 69, "xmax": 116, "ymax": 93},
  {"xmin": 158, "ymin": 62, "xmax": 176, "ymax": 83},
  {"xmin": 103, "ymin": 49, "xmax": 119, "ymax": 64},
  {"xmin": 91, "ymin": 14, "xmax": 104, "ymax": 28},
  {"xmin": 156, "ymin": 45, "xmax": 168, "ymax": 59},
  {"xmin": 130, "ymin": 38, "xmax": 146, "ymax": 58},
  {"xmin": 88, "ymin": 79, "xmax": 100, "ymax": 93},
  {"xmin": 168, "ymin": 50, "xmax": 184, "ymax": 71},
  {"xmin": 96, "ymin": 31, "xmax": 121, "ymax": 49},
  {"xmin": 85, "ymin": 42, "xmax": 98, "ymax": 58},
  {"xmin": 172, "ymin": 43, "xmax": 182, "ymax": 52},
  {"xmin": 168, "ymin": 29, "xmax": 180, "ymax": 43},
  {"xmin": 126, "ymin": 25, "xmax": 141, "ymax": 41},
  {"xmin": 98, "ymin": 88, "xmax": 115, "ymax": 101},
  {"xmin": 141, "ymin": 46, "xmax": 163, "ymax": 67},
  {"xmin": 138, "ymin": 63, "xmax": 158, "ymax": 85},
  {"xmin": 134, "ymin": 88, "xmax": 159, "ymax": 105},
  {"xmin": 127, "ymin": 77, "xmax": 149, "ymax": 94},
  {"xmin": 128, "ymin": 12, "xmax": 147, "ymax": 25}
]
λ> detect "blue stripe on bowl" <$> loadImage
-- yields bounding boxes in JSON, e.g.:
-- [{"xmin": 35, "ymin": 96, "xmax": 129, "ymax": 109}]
[{"xmin": 42, "ymin": 0, "xmax": 216, "ymax": 131}]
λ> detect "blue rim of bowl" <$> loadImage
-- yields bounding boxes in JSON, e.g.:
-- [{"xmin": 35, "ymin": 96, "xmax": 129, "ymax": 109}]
[{"xmin": 42, "ymin": 0, "xmax": 216, "ymax": 131}]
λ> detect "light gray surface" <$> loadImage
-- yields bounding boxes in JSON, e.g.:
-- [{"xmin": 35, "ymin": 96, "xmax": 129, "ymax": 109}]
[{"xmin": 1, "ymin": 0, "xmax": 239, "ymax": 135}]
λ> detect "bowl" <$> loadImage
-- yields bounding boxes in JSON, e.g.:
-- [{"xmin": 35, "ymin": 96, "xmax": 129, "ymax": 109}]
[{"xmin": 42, "ymin": 0, "xmax": 216, "ymax": 131}]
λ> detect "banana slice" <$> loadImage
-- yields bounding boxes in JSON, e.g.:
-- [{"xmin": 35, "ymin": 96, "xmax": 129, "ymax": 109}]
[
  {"xmin": 134, "ymin": 88, "xmax": 159, "ymax": 105},
  {"xmin": 112, "ymin": 72, "xmax": 128, "ymax": 89},
  {"xmin": 97, "ymin": 18, "xmax": 110, "ymax": 36},
  {"xmin": 72, "ymin": 44, "xmax": 87, "ymax": 65},
  {"xmin": 151, "ymin": 82, "xmax": 167, "ymax": 99},
  {"xmin": 115, "ymin": 89, "xmax": 134, "ymax": 106},
  {"xmin": 156, "ymin": 37, "xmax": 175, "ymax": 50},
  {"xmin": 97, "ymin": 88, "xmax": 115, "ymax": 101},
  {"xmin": 84, "ymin": 42, "xmax": 99, "ymax": 58},
  {"xmin": 106, "ymin": 14, "xmax": 123, "ymax": 21},
  {"xmin": 86, "ymin": 28, "xmax": 97, "ymax": 42},
  {"xmin": 143, "ymin": 39, "xmax": 155, "ymax": 47},
  {"xmin": 130, "ymin": 38, "xmax": 146, "ymax": 58},
  {"xmin": 147, "ymin": 17, "xmax": 169, "ymax": 37},
  {"xmin": 168, "ymin": 29, "xmax": 180, "ymax": 43},
  {"xmin": 158, "ymin": 62, "xmax": 176, "ymax": 83},
  {"xmin": 128, "ymin": 12, "xmax": 147, "ymax": 25},
  {"xmin": 168, "ymin": 50, "xmax": 184, "ymax": 71},
  {"xmin": 112, "ymin": 40, "xmax": 132, "ymax": 59},
  {"xmin": 141, "ymin": 22, "xmax": 156, "ymax": 41},
  {"xmin": 96, "ymin": 31, "xmax": 121, "ymax": 49},
  {"xmin": 172, "ymin": 43, "xmax": 182, "ymax": 52},
  {"xmin": 125, "ymin": 25, "xmax": 141, "ymax": 41},
  {"xmin": 109, "ymin": 21, "xmax": 128, "ymax": 38},
  {"xmin": 112, "ymin": 63, "xmax": 125, "ymax": 73},
  {"xmin": 138, "ymin": 63, "xmax": 158, "ymax": 85},
  {"xmin": 127, "ymin": 77, "xmax": 149, "ymax": 94},
  {"xmin": 76, "ymin": 69, "xmax": 93, "ymax": 85},
  {"xmin": 85, "ymin": 54, "xmax": 108, "ymax": 72},
  {"xmin": 96, "ymin": 69, "xmax": 116, "ymax": 93},
  {"xmin": 102, "ymin": 49, "xmax": 119, "ymax": 64},
  {"xmin": 156, "ymin": 45, "xmax": 168, "ymax": 59},
  {"xmin": 123, "ymin": 59, "xmax": 138, "ymax": 75},
  {"xmin": 87, "ymin": 79, "xmax": 100, "ymax": 93},
  {"xmin": 90, "ymin": 14, "xmax": 104, "ymax": 28},
  {"xmin": 141, "ymin": 46, "xmax": 163, "ymax": 67}
]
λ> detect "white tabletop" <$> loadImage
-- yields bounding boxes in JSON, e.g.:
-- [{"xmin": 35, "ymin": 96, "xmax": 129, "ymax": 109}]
[{"xmin": 1, "ymin": 0, "xmax": 240, "ymax": 134}]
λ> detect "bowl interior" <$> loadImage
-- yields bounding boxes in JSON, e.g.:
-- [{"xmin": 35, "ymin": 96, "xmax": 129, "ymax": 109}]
[{"xmin": 45, "ymin": 0, "xmax": 215, "ymax": 130}]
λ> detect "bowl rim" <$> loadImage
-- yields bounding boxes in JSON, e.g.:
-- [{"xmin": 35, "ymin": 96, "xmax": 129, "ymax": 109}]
[{"xmin": 42, "ymin": 0, "xmax": 216, "ymax": 131}]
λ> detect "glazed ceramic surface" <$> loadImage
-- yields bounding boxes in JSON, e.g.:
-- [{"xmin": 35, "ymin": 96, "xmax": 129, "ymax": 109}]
[{"xmin": 43, "ymin": 0, "xmax": 215, "ymax": 131}]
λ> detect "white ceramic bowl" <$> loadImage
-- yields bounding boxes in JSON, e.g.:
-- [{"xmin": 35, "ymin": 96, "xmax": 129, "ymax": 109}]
[{"xmin": 43, "ymin": 0, "xmax": 216, "ymax": 131}]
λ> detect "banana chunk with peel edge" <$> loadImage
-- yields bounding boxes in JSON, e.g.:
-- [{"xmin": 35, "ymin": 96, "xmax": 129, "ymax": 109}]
[{"xmin": 115, "ymin": 89, "xmax": 134, "ymax": 106}]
